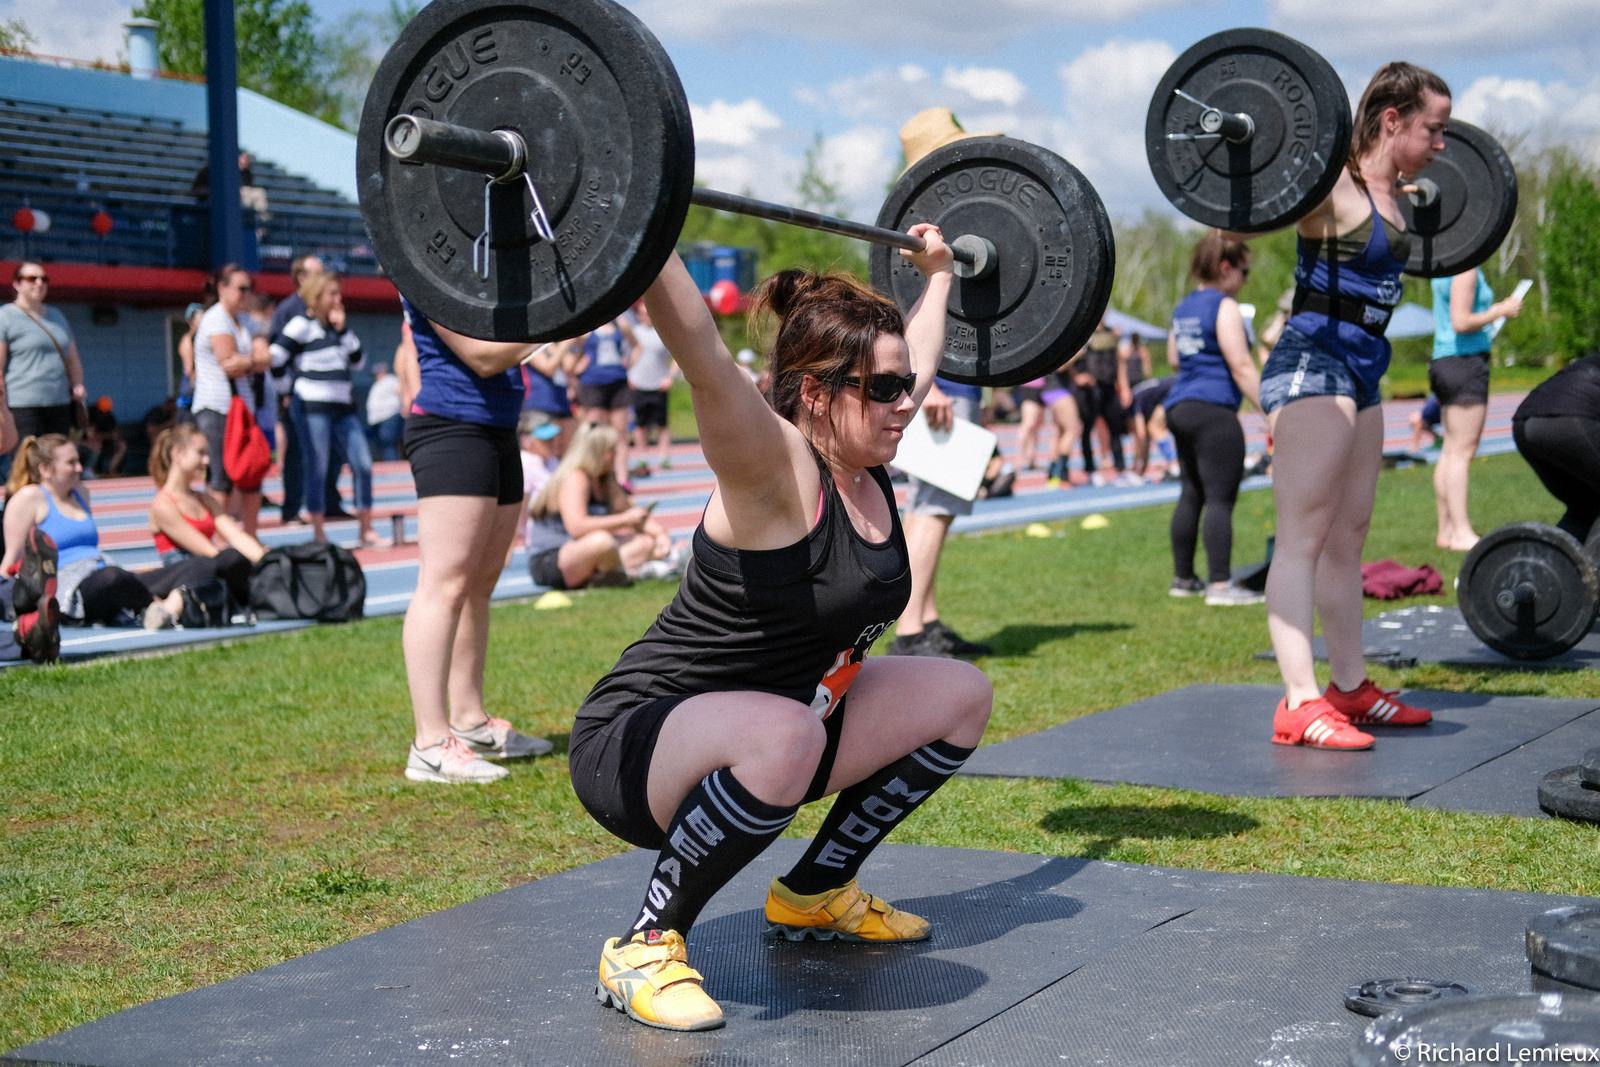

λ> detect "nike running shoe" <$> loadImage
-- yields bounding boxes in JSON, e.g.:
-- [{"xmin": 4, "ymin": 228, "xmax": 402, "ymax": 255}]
[
  {"xmin": 764, "ymin": 877, "xmax": 931, "ymax": 943},
  {"xmin": 451, "ymin": 716, "xmax": 554, "ymax": 759},
  {"xmin": 15, "ymin": 599, "xmax": 60, "ymax": 663},
  {"xmin": 405, "ymin": 734, "xmax": 509, "ymax": 783},
  {"xmin": 926, "ymin": 619, "xmax": 993, "ymax": 658},
  {"xmin": 1323, "ymin": 679, "xmax": 1432, "ymax": 726},
  {"xmin": 597, "ymin": 929, "xmax": 724, "ymax": 1032},
  {"xmin": 1271, "ymin": 697, "xmax": 1375, "ymax": 750},
  {"xmin": 12, "ymin": 529, "xmax": 57, "ymax": 615}
]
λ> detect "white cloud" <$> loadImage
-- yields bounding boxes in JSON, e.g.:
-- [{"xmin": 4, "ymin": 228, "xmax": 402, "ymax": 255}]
[
  {"xmin": 0, "ymin": 0, "xmax": 130, "ymax": 64},
  {"xmin": 1267, "ymin": 0, "xmax": 1600, "ymax": 69},
  {"xmin": 630, "ymin": 0, "xmax": 1188, "ymax": 50},
  {"xmin": 816, "ymin": 125, "xmax": 898, "ymax": 208},
  {"xmin": 942, "ymin": 66, "xmax": 1027, "ymax": 107},
  {"xmin": 690, "ymin": 98, "xmax": 782, "ymax": 146},
  {"xmin": 1050, "ymin": 38, "xmax": 1178, "ymax": 219},
  {"xmin": 1454, "ymin": 74, "xmax": 1600, "ymax": 167}
]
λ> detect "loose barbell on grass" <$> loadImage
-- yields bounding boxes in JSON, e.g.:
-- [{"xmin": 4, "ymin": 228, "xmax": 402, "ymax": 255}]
[
  {"xmin": 1456, "ymin": 522, "xmax": 1600, "ymax": 662},
  {"xmin": 1145, "ymin": 28, "xmax": 1519, "ymax": 278},
  {"xmin": 356, "ymin": 0, "xmax": 1114, "ymax": 386}
]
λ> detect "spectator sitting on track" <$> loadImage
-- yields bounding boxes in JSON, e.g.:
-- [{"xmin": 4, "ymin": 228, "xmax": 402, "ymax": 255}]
[
  {"xmin": 3, "ymin": 434, "xmax": 187, "ymax": 630},
  {"xmin": 0, "ymin": 383, "xmax": 53, "ymax": 663},
  {"xmin": 506, "ymin": 409, "xmax": 564, "ymax": 569},
  {"xmin": 522, "ymin": 422, "xmax": 672, "ymax": 590},
  {"xmin": 147, "ymin": 423, "xmax": 267, "ymax": 608}
]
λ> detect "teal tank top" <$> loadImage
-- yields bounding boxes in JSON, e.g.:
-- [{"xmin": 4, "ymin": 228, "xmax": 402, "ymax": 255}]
[{"xmin": 1432, "ymin": 270, "xmax": 1493, "ymax": 359}]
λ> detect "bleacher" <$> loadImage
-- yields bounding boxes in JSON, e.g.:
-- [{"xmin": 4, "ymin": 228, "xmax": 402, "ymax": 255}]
[{"xmin": 0, "ymin": 97, "xmax": 374, "ymax": 272}]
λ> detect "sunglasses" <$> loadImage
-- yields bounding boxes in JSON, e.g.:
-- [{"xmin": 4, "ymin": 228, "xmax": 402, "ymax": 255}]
[
  {"xmin": 842, "ymin": 372, "xmax": 917, "ymax": 404},
  {"xmin": 17, "ymin": 274, "xmax": 48, "ymax": 284}
]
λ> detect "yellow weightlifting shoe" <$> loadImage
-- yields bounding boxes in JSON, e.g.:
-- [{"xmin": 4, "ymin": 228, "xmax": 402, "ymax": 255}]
[
  {"xmin": 596, "ymin": 929, "xmax": 724, "ymax": 1032},
  {"xmin": 763, "ymin": 877, "xmax": 931, "ymax": 943}
]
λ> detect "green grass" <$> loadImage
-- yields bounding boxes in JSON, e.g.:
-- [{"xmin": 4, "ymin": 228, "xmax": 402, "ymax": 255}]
[{"xmin": 4, "ymin": 452, "xmax": 1598, "ymax": 1050}]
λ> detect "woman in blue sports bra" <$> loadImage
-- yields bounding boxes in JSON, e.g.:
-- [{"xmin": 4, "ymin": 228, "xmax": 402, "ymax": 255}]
[{"xmin": 1256, "ymin": 63, "xmax": 1453, "ymax": 751}]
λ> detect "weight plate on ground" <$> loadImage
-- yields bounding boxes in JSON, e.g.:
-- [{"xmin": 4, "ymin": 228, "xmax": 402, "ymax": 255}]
[
  {"xmin": 1345, "ymin": 977, "xmax": 1478, "ymax": 1017},
  {"xmin": 1145, "ymin": 28, "xmax": 1350, "ymax": 232},
  {"xmin": 870, "ymin": 137, "xmax": 1115, "ymax": 387},
  {"xmin": 1351, "ymin": 993, "xmax": 1600, "ymax": 1066},
  {"xmin": 1539, "ymin": 767, "xmax": 1600, "ymax": 825},
  {"xmin": 1398, "ymin": 120, "xmax": 1518, "ymax": 278},
  {"xmin": 1582, "ymin": 747, "xmax": 1600, "ymax": 789},
  {"xmin": 1528, "ymin": 907, "xmax": 1600, "ymax": 988},
  {"xmin": 1533, "ymin": 967, "xmax": 1600, "ymax": 997},
  {"xmin": 1457, "ymin": 522, "xmax": 1600, "ymax": 660},
  {"xmin": 357, "ymin": 0, "xmax": 694, "ymax": 341}
]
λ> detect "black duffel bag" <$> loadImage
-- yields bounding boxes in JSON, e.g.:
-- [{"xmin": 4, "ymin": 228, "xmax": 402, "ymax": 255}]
[{"xmin": 249, "ymin": 543, "xmax": 366, "ymax": 622}]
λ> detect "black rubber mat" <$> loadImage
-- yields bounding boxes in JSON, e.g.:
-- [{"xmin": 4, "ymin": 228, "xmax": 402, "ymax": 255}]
[
  {"xmin": 959, "ymin": 684, "xmax": 1600, "ymax": 800},
  {"xmin": 1410, "ymin": 710, "xmax": 1600, "ymax": 818},
  {"xmin": 1256, "ymin": 605, "xmax": 1600, "ymax": 670},
  {"xmin": 913, "ymin": 869, "xmax": 1592, "ymax": 1067},
  {"xmin": 1, "ymin": 842, "xmax": 1197, "ymax": 1067}
]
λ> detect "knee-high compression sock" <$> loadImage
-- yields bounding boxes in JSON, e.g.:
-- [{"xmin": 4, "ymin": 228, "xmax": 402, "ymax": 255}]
[
  {"xmin": 626, "ymin": 768, "xmax": 797, "ymax": 939},
  {"xmin": 780, "ymin": 739, "xmax": 974, "ymax": 896}
]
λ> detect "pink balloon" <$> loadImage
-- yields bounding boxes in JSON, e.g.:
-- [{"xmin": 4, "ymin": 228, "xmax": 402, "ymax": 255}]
[{"xmin": 709, "ymin": 279, "xmax": 739, "ymax": 315}]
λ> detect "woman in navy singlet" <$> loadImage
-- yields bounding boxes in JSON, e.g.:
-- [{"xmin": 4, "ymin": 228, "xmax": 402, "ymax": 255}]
[
  {"xmin": 1164, "ymin": 230, "xmax": 1261, "ymax": 606},
  {"xmin": 574, "ymin": 229, "xmax": 991, "ymax": 1033},
  {"xmin": 397, "ymin": 300, "xmax": 552, "ymax": 785},
  {"xmin": 1256, "ymin": 63, "xmax": 1451, "ymax": 750}
]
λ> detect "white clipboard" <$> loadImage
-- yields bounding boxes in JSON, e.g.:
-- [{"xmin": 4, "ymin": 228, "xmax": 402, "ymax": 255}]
[
  {"xmin": 891, "ymin": 409, "xmax": 998, "ymax": 502},
  {"xmin": 1487, "ymin": 279, "xmax": 1532, "ymax": 341}
]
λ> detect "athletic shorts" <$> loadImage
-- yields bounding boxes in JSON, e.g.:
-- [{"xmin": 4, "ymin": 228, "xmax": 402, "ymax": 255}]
[
  {"xmin": 630, "ymin": 388, "xmax": 669, "ymax": 430},
  {"xmin": 569, "ymin": 693, "xmax": 848, "ymax": 850},
  {"xmin": 1129, "ymin": 377, "xmax": 1173, "ymax": 420},
  {"xmin": 194, "ymin": 408, "xmax": 233, "ymax": 493},
  {"xmin": 1012, "ymin": 385, "xmax": 1044, "ymax": 405},
  {"xmin": 576, "ymin": 379, "xmax": 630, "ymax": 411},
  {"xmin": 402, "ymin": 413, "xmax": 522, "ymax": 505},
  {"xmin": 528, "ymin": 547, "xmax": 569, "ymax": 590},
  {"xmin": 1041, "ymin": 385, "xmax": 1073, "ymax": 409},
  {"xmin": 1428, "ymin": 354, "xmax": 1490, "ymax": 407},
  {"xmin": 1259, "ymin": 327, "xmax": 1381, "ymax": 414}
]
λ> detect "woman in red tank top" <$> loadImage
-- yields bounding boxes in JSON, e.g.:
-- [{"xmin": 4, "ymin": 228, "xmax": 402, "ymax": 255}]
[{"xmin": 147, "ymin": 424, "xmax": 267, "ymax": 607}]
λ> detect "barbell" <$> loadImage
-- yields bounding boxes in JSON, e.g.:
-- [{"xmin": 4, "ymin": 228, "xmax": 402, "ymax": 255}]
[
  {"xmin": 1457, "ymin": 521, "xmax": 1600, "ymax": 661},
  {"xmin": 356, "ymin": 0, "xmax": 1115, "ymax": 387},
  {"xmin": 1144, "ymin": 28, "xmax": 1518, "ymax": 278}
]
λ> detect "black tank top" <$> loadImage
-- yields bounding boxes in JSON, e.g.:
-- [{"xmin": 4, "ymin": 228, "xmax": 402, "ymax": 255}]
[{"xmin": 578, "ymin": 460, "xmax": 911, "ymax": 724}]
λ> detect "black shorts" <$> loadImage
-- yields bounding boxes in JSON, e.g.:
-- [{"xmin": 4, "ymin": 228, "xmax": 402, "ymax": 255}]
[
  {"xmin": 1130, "ymin": 377, "xmax": 1174, "ymax": 421},
  {"xmin": 569, "ymin": 694, "xmax": 849, "ymax": 850},
  {"xmin": 402, "ymin": 413, "xmax": 521, "ymax": 505},
  {"xmin": 1428, "ymin": 354, "xmax": 1491, "ymax": 407},
  {"xmin": 528, "ymin": 547, "xmax": 569, "ymax": 590},
  {"xmin": 631, "ymin": 388, "xmax": 669, "ymax": 430},
  {"xmin": 576, "ymin": 379, "xmax": 630, "ymax": 411},
  {"xmin": 1012, "ymin": 385, "xmax": 1044, "ymax": 406}
]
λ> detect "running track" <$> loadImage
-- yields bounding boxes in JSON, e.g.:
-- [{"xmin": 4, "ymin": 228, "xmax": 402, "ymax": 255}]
[{"xmin": 7, "ymin": 394, "xmax": 1521, "ymax": 666}]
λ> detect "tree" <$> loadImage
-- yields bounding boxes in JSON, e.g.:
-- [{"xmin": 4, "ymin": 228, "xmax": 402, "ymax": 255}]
[
  {"xmin": 1539, "ymin": 156, "xmax": 1600, "ymax": 361},
  {"xmin": 130, "ymin": 0, "xmax": 340, "ymax": 125},
  {"xmin": 324, "ymin": 0, "xmax": 420, "ymax": 132},
  {"xmin": 0, "ymin": 16, "xmax": 36, "ymax": 52}
]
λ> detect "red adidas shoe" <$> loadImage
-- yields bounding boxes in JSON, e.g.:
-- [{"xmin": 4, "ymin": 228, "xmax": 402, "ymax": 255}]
[
  {"xmin": 1272, "ymin": 696, "xmax": 1375, "ymax": 750},
  {"xmin": 1323, "ymin": 680, "xmax": 1432, "ymax": 726}
]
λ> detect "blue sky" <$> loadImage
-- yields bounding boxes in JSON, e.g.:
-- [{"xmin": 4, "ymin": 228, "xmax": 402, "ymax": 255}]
[{"xmin": 12, "ymin": 0, "xmax": 1600, "ymax": 223}]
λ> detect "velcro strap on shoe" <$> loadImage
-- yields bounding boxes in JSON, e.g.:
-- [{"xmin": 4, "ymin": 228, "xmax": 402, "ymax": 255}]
[
  {"xmin": 1277, "ymin": 699, "xmax": 1332, "ymax": 744},
  {"xmin": 645, "ymin": 961, "xmax": 703, "ymax": 992}
]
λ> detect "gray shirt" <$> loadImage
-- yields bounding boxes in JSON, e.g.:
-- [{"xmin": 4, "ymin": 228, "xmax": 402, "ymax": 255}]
[{"xmin": 0, "ymin": 303, "xmax": 73, "ymax": 408}]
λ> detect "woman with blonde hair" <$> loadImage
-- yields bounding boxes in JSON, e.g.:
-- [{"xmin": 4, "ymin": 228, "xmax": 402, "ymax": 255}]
[
  {"xmin": 3, "ymin": 434, "xmax": 185, "ymax": 629},
  {"xmin": 523, "ymin": 421, "xmax": 670, "ymax": 590},
  {"xmin": 147, "ymin": 422, "xmax": 267, "ymax": 607}
]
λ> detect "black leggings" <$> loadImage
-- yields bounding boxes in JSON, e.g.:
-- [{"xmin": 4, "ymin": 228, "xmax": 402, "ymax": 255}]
[
  {"xmin": 75, "ymin": 566, "xmax": 156, "ymax": 625},
  {"xmin": 1076, "ymin": 382, "xmax": 1126, "ymax": 472},
  {"xmin": 142, "ymin": 549, "xmax": 254, "ymax": 607},
  {"xmin": 1514, "ymin": 415, "xmax": 1600, "ymax": 545},
  {"xmin": 1167, "ymin": 399, "xmax": 1246, "ymax": 584}
]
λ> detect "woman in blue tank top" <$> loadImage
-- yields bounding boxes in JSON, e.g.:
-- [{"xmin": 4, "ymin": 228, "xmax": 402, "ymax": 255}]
[
  {"xmin": 397, "ymin": 299, "xmax": 552, "ymax": 786},
  {"xmin": 1256, "ymin": 63, "xmax": 1453, "ymax": 750},
  {"xmin": 1427, "ymin": 268, "xmax": 1523, "ymax": 550},
  {"xmin": 1164, "ymin": 231, "xmax": 1261, "ymax": 605}
]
